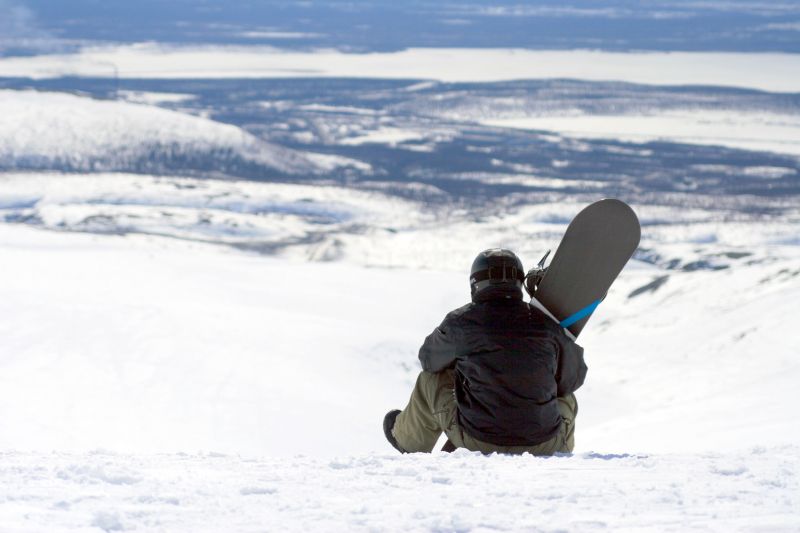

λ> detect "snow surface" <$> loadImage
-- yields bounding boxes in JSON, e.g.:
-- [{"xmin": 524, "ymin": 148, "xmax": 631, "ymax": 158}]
[
  {"xmin": 2, "ymin": 44, "xmax": 800, "ymax": 92},
  {"xmin": 0, "ymin": 222, "xmax": 452, "ymax": 456},
  {"xmin": 2, "ymin": 447, "xmax": 798, "ymax": 532}
]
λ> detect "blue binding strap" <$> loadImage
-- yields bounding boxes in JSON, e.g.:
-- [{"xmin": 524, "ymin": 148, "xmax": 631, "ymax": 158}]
[{"xmin": 560, "ymin": 299, "xmax": 603, "ymax": 329}]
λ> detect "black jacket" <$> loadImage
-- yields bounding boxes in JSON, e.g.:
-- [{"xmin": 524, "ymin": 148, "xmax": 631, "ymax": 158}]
[{"xmin": 418, "ymin": 287, "xmax": 587, "ymax": 446}]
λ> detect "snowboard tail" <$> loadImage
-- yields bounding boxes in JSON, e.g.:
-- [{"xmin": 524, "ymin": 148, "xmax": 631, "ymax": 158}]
[{"xmin": 534, "ymin": 198, "xmax": 640, "ymax": 337}]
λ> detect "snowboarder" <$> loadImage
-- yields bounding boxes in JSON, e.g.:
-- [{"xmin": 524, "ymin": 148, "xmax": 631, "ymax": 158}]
[{"xmin": 384, "ymin": 248, "xmax": 587, "ymax": 454}]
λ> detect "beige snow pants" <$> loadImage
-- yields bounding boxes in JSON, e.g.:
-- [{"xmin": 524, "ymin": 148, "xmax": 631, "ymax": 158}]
[{"xmin": 392, "ymin": 369, "xmax": 577, "ymax": 455}]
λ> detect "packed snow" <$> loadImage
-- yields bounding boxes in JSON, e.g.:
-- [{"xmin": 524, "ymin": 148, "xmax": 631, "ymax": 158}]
[
  {"xmin": 2, "ymin": 447, "xmax": 798, "ymax": 532},
  {"xmin": 2, "ymin": 45, "xmax": 800, "ymax": 92}
]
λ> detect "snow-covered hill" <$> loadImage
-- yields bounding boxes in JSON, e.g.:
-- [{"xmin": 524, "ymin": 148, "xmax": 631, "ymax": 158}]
[{"xmin": 0, "ymin": 90, "xmax": 369, "ymax": 177}]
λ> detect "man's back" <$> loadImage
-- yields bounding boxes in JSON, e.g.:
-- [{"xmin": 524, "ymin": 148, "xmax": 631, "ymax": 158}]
[{"xmin": 420, "ymin": 297, "xmax": 586, "ymax": 446}]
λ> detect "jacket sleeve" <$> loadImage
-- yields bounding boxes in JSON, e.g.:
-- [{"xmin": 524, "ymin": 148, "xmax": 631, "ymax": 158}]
[
  {"xmin": 418, "ymin": 313, "xmax": 460, "ymax": 373},
  {"xmin": 555, "ymin": 333, "xmax": 588, "ymax": 397}
]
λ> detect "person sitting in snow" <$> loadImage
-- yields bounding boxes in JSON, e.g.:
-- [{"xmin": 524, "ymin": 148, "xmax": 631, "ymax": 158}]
[{"xmin": 384, "ymin": 248, "xmax": 587, "ymax": 454}]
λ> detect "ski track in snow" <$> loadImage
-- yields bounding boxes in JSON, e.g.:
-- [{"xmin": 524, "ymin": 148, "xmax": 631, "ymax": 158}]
[{"xmin": 2, "ymin": 447, "xmax": 798, "ymax": 532}]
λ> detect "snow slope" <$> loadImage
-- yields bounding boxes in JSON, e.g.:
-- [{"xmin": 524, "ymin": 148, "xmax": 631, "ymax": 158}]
[
  {"xmin": 0, "ymin": 223, "xmax": 453, "ymax": 456},
  {"xmin": 0, "ymin": 90, "xmax": 369, "ymax": 176},
  {"xmin": 1, "ymin": 201, "xmax": 798, "ymax": 457},
  {"xmin": 1, "ymin": 192, "xmax": 799, "ymax": 529}
]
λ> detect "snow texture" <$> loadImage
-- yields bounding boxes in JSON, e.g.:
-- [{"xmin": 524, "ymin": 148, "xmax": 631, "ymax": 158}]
[{"xmin": 1, "ymin": 447, "xmax": 798, "ymax": 532}]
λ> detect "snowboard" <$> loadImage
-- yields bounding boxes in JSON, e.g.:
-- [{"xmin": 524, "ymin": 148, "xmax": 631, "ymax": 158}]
[
  {"xmin": 440, "ymin": 199, "xmax": 640, "ymax": 453},
  {"xmin": 530, "ymin": 198, "xmax": 641, "ymax": 338}
]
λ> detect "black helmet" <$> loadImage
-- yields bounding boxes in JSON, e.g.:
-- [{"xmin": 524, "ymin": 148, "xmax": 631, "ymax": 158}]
[{"xmin": 470, "ymin": 248, "xmax": 524, "ymax": 296}]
